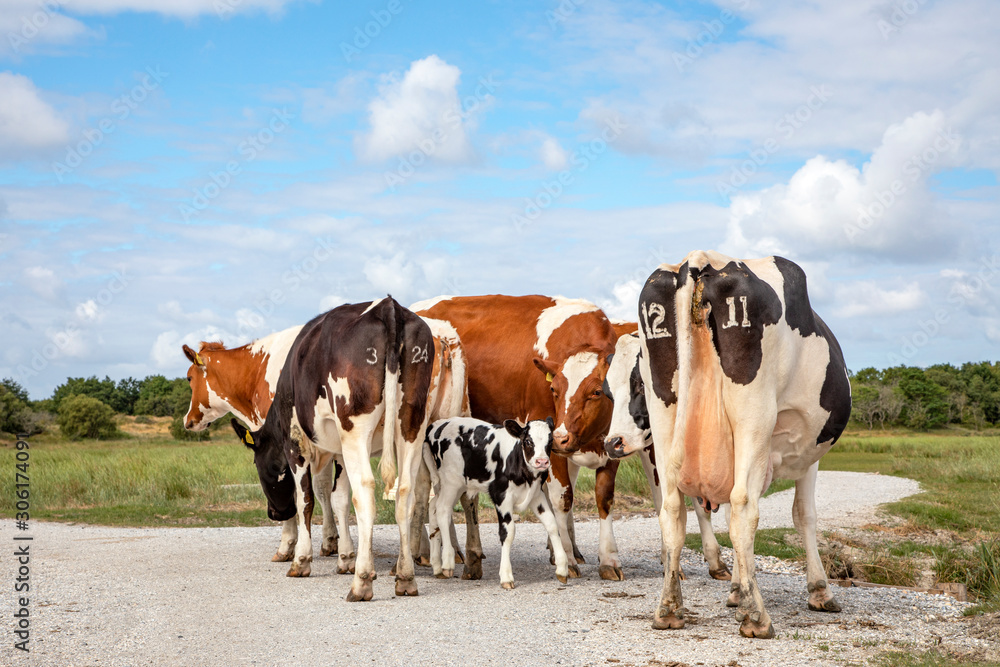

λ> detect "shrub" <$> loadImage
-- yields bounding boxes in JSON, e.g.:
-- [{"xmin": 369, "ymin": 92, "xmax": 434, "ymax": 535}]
[
  {"xmin": 57, "ymin": 395, "xmax": 121, "ymax": 440},
  {"xmin": 0, "ymin": 384, "xmax": 43, "ymax": 435}
]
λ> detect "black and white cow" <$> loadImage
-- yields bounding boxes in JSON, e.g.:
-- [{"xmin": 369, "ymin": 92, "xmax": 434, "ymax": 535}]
[
  {"xmin": 423, "ymin": 417, "xmax": 570, "ymax": 589},
  {"xmin": 631, "ymin": 251, "xmax": 851, "ymax": 638},
  {"xmin": 603, "ymin": 333, "xmax": 732, "ymax": 581},
  {"xmin": 230, "ymin": 297, "xmax": 434, "ymax": 601}
]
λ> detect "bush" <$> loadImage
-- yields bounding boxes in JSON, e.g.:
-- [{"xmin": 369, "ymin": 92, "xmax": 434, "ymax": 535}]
[
  {"xmin": 170, "ymin": 416, "xmax": 210, "ymax": 441},
  {"xmin": 57, "ymin": 395, "xmax": 121, "ymax": 440},
  {"xmin": 0, "ymin": 384, "xmax": 43, "ymax": 436}
]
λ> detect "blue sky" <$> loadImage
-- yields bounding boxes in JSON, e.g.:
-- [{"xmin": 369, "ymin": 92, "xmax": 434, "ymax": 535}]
[{"xmin": 1, "ymin": 0, "xmax": 998, "ymax": 398}]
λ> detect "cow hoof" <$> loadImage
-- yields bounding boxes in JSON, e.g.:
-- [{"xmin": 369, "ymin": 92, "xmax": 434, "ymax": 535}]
[
  {"xmin": 440, "ymin": 568, "xmax": 454, "ymax": 579},
  {"xmin": 286, "ymin": 560, "xmax": 311, "ymax": 578},
  {"xmin": 567, "ymin": 563, "xmax": 581, "ymax": 579},
  {"xmin": 272, "ymin": 551, "xmax": 293, "ymax": 563},
  {"xmin": 455, "ymin": 551, "xmax": 465, "ymax": 565},
  {"xmin": 808, "ymin": 597, "xmax": 842, "ymax": 613},
  {"xmin": 337, "ymin": 553, "xmax": 356, "ymax": 575},
  {"xmin": 395, "ymin": 576, "xmax": 419, "ymax": 597},
  {"xmin": 652, "ymin": 608, "xmax": 685, "ymax": 630},
  {"xmin": 709, "ymin": 564, "xmax": 732, "ymax": 581},
  {"xmin": 416, "ymin": 555, "xmax": 432, "ymax": 567},
  {"xmin": 598, "ymin": 565, "xmax": 625, "ymax": 581},
  {"xmin": 726, "ymin": 585, "xmax": 740, "ymax": 607},
  {"xmin": 345, "ymin": 579, "xmax": 374, "ymax": 602},
  {"xmin": 573, "ymin": 549, "xmax": 586, "ymax": 564},
  {"xmin": 556, "ymin": 574, "xmax": 568, "ymax": 584},
  {"xmin": 738, "ymin": 619, "xmax": 775, "ymax": 639},
  {"xmin": 461, "ymin": 551, "xmax": 484, "ymax": 580},
  {"xmin": 501, "ymin": 581, "xmax": 515, "ymax": 590}
]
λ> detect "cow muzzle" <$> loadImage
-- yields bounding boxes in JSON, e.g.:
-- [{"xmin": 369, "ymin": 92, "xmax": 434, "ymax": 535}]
[
  {"xmin": 533, "ymin": 458, "xmax": 550, "ymax": 472},
  {"xmin": 604, "ymin": 435, "xmax": 629, "ymax": 459},
  {"xmin": 551, "ymin": 430, "xmax": 577, "ymax": 454}
]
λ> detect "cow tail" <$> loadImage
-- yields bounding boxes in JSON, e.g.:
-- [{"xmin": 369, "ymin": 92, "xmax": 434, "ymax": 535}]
[{"xmin": 379, "ymin": 297, "xmax": 402, "ymax": 491}]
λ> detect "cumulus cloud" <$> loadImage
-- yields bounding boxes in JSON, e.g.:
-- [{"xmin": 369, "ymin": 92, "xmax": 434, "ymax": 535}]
[
  {"xmin": 23, "ymin": 266, "xmax": 62, "ymax": 300},
  {"xmin": 157, "ymin": 300, "xmax": 218, "ymax": 323},
  {"xmin": 723, "ymin": 110, "xmax": 962, "ymax": 262},
  {"xmin": 318, "ymin": 294, "xmax": 346, "ymax": 312},
  {"xmin": 834, "ymin": 281, "xmax": 925, "ymax": 318},
  {"xmin": 150, "ymin": 325, "xmax": 239, "ymax": 369},
  {"xmin": 598, "ymin": 279, "xmax": 641, "ymax": 321},
  {"xmin": 75, "ymin": 299, "xmax": 102, "ymax": 323},
  {"xmin": 0, "ymin": 73, "xmax": 70, "ymax": 158},
  {"xmin": 356, "ymin": 55, "xmax": 476, "ymax": 163},
  {"xmin": 539, "ymin": 136, "xmax": 568, "ymax": 170},
  {"xmin": 363, "ymin": 252, "xmax": 421, "ymax": 300}
]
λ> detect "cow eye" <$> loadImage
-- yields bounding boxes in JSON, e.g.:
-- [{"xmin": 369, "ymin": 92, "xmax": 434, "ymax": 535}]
[
  {"xmin": 592, "ymin": 389, "xmax": 603, "ymax": 398},
  {"xmin": 186, "ymin": 375, "xmax": 191, "ymax": 382}
]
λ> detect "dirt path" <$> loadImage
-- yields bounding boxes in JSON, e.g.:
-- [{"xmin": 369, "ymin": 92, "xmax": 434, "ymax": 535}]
[{"xmin": 3, "ymin": 471, "xmax": 996, "ymax": 666}]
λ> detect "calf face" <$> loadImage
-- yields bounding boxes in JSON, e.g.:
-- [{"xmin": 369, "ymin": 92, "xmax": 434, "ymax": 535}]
[
  {"xmin": 230, "ymin": 418, "xmax": 297, "ymax": 522},
  {"xmin": 504, "ymin": 417, "xmax": 555, "ymax": 473},
  {"xmin": 603, "ymin": 333, "xmax": 651, "ymax": 459},
  {"xmin": 532, "ymin": 354, "xmax": 611, "ymax": 454}
]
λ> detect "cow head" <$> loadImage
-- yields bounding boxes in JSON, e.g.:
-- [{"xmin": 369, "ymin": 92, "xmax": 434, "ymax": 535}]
[
  {"xmin": 603, "ymin": 334, "xmax": 651, "ymax": 459},
  {"xmin": 532, "ymin": 351, "xmax": 612, "ymax": 455},
  {"xmin": 229, "ymin": 418, "xmax": 297, "ymax": 522},
  {"xmin": 505, "ymin": 417, "xmax": 555, "ymax": 473},
  {"xmin": 182, "ymin": 343, "xmax": 229, "ymax": 431}
]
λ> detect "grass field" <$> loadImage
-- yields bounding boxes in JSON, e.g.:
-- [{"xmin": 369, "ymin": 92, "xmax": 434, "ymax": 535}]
[{"xmin": 2, "ymin": 420, "xmax": 998, "ymax": 615}]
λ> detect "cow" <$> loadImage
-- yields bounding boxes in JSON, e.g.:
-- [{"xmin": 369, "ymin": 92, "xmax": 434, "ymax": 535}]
[
  {"xmin": 628, "ymin": 251, "xmax": 851, "ymax": 638},
  {"xmin": 602, "ymin": 333, "xmax": 732, "ymax": 581},
  {"xmin": 182, "ymin": 319, "xmax": 481, "ymax": 576},
  {"xmin": 424, "ymin": 417, "xmax": 569, "ymax": 589},
  {"xmin": 228, "ymin": 297, "xmax": 435, "ymax": 601},
  {"xmin": 412, "ymin": 295, "xmax": 629, "ymax": 581}
]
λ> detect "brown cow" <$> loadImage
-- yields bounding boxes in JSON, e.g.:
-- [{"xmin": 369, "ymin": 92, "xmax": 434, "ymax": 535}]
[{"xmin": 412, "ymin": 294, "xmax": 629, "ymax": 580}]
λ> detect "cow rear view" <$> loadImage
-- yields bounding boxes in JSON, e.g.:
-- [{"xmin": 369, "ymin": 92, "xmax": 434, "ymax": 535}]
[{"xmin": 639, "ymin": 251, "xmax": 851, "ymax": 638}]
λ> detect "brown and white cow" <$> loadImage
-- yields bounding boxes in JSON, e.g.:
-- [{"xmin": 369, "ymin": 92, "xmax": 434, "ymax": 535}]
[
  {"xmin": 634, "ymin": 251, "xmax": 851, "ymax": 638},
  {"xmin": 182, "ymin": 318, "xmax": 480, "ymax": 575},
  {"xmin": 412, "ymin": 294, "xmax": 631, "ymax": 581},
  {"xmin": 230, "ymin": 297, "xmax": 433, "ymax": 600}
]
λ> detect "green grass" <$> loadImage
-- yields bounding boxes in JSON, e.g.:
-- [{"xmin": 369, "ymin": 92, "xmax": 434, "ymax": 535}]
[
  {"xmin": 685, "ymin": 528, "xmax": 805, "ymax": 561},
  {"xmin": 877, "ymin": 650, "xmax": 1000, "ymax": 667}
]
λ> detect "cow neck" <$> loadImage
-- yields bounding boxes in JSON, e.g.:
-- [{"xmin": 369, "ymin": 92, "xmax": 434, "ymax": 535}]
[{"xmin": 209, "ymin": 344, "xmax": 272, "ymax": 429}]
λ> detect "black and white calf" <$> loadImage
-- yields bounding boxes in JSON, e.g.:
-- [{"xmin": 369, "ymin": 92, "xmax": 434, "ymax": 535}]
[{"xmin": 423, "ymin": 417, "xmax": 570, "ymax": 589}]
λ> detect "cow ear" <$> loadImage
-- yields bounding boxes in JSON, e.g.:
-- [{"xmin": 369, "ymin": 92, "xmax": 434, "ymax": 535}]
[
  {"xmin": 605, "ymin": 353, "xmax": 615, "ymax": 366},
  {"xmin": 545, "ymin": 416, "xmax": 554, "ymax": 430},
  {"xmin": 532, "ymin": 357, "xmax": 557, "ymax": 383},
  {"xmin": 503, "ymin": 419, "xmax": 523, "ymax": 438},
  {"xmin": 183, "ymin": 344, "xmax": 205, "ymax": 367},
  {"xmin": 231, "ymin": 418, "xmax": 256, "ymax": 450}
]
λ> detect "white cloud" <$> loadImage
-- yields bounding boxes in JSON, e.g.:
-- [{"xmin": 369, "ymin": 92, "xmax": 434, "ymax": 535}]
[
  {"xmin": 834, "ymin": 281, "xmax": 925, "ymax": 318},
  {"xmin": 0, "ymin": 2, "xmax": 90, "ymax": 56},
  {"xmin": 157, "ymin": 300, "xmax": 218, "ymax": 323},
  {"xmin": 56, "ymin": 0, "xmax": 295, "ymax": 18},
  {"xmin": 539, "ymin": 136, "xmax": 568, "ymax": 170},
  {"xmin": 150, "ymin": 325, "xmax": 239, "ymax": 369},
  {"xmin": 357, "ymin": 55, "xmax": 476, "ymax": 163},
  {"xmin": 598, "ymin": 279, "xmax": 641, "ymax": 321},
  {"xmin": 723, "ymin": 110, "xmax": 962, "ymax": 262},
  {"xmin": 318, "ymin": 294, "xmax": 346, "ymax": 312},
  {"xmin": 23, "ymin": 265, "xmax": 62, "ymax": 300},
  {"xmin": 75, "ymin": 299, "xmax": 101, "ymax": 323},
  {"xmin": 363, "ymin": 252, "xmax": 420, "ymax": 301},
  {"xmin": 0, "ymin": 73, "xmax": 70, "ymax": 158}
]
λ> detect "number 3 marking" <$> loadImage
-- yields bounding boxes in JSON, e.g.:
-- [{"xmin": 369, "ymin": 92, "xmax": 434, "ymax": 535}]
[{"xmin": 366, "ymin": 347, "xmax": 378, "ymax": 365}]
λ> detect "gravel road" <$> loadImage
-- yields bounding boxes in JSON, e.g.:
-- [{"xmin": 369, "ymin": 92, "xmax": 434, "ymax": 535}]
[{"xmin": 5, "ymin": 471, "xmax": 997, "ymax": 666}]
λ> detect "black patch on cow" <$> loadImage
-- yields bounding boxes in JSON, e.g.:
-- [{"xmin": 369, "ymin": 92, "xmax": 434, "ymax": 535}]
[
  {"xmin": 332, "ymin": 458, "xmax": 344, "ymax": 492},
  {"xmin": 813, "ymin": 314, "xmax": 852, "ymax": 446},
  {"xmin": 628, "ymin": 352, "xmax": 650, "ymax": 431},
  {"xmin": 698, "ymin": 261, "xmax": 782, "ymax": 386},
  {"xmin": 639, "ymin": 267, "xmax": 680, "ymax": 407},
  {"xmin": 774, "ymin": 256, "xmax": 820, "ymax": 338},
  {"xmin": 497, "ymin": 512, "xmax": 512, "ymax": 543},
  {"xmin": 460, "ymin": 426, "xmax": 492, "ymax": 484}
]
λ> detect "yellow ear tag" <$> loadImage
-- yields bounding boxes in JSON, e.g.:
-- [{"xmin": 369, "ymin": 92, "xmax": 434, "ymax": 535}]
[
  {"xmin": 546, "ymin": 372, "xmax": 553, "ymax": 383},
  {"xmin": 194, "ymin": 353, "xmax": 204, "ymax": 366},
  {"xmin": 244, "ymin": 432, "xmax": 254, "ymax": 445}
]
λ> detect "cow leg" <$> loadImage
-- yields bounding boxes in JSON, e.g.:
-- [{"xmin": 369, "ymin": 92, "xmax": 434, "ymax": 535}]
[
  {"xmin": 287, "ymin": 464, "xmax": 314, "ymax": 578},
  {"xmin": 795, "ymin": 462, "xmax": 840, "ymax": 612},
  {"xmin": 460, "ymin": 492, "xmax": 484, "ymax": 580},
  {"xmin": 729, "ymin": 427, "xmax": 775, "ymax": 639},
  {"xmin": 341, "ymin": 439, "xmax": 377, "ymax": 602},
  {"xmin": 411, "ymin": 457, "xmax": 433, "ymax": 567},
  {"xmin": 536, "ymin": 492, "xmax": 569, "ymax": 583},
  {"xmin": 639, "ymin": 446, "xmax": 664, "ymax": 566},
  {"xmin": 497, "ymin": 506, "xmax": 517, "ymax": 590},
  {"xmin": 653, "ymin": 484, "xmax": 688, "ymax": 630},
  {"xmin": 545, "ymin": 456, "xmax": 581, "ymax": 578},
  {"xmin": 693, "ymin": 501, "xmax": 730, "ymax": 580},
  {"xmin": 392, "ymin": 437, "xmax": 421, "ymax": 597},
  {"xmin": 331, "ymin": 456, "xmax": 356, "ymax": 574},
  {"xmin": 273, "ymin": 518, "xmax": 297, "ymax": 562},
  {"xmin": 595, "ymin": 459, "xmax": 624, "ymax": 581},
  {"xmin": 433, "ymin": 485, "xmax": 460, "ymax": 579},
  {"xmin": 314, "ymin": 455, "xmax": 338, "ymax": 557}
]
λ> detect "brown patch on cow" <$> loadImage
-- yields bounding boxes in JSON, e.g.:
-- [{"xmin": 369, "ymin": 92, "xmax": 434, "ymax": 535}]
[
  {"xmin": 548, "ymin": 455, "xmax": 575, "ymax": 512},
  {"xmin": 677, "ymin": 313, "xmax": 734, "ymax": 508},
  {"xmin": 595, "ymin": 460, "xmax": 619, "ymax": 519},
  {"xmin": 183, "ymin": 341, "xmax": 274, "ymax": 428},
  {"xmin": 610, "ymin": 321, "xmax": 638, "ymax": 339},
  {"xmin": 645, "ymin": 445, "xmax": 660, "ymax": 487}
]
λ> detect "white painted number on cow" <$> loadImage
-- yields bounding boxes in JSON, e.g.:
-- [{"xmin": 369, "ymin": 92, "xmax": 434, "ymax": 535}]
[
  {"xmin": 365, "ymin": 347, "xmax": 378, "ymax": 365},
  {"xmin": 641, "ymin": 302, "xmax": 672, "ymax": 339},
  {"xmin": 722, "ymin": 295, "xmax": 751, "ymax": 329},
  {"xmin": 411, "ymin": 344, "xmax": 428, "ymax": 364}
]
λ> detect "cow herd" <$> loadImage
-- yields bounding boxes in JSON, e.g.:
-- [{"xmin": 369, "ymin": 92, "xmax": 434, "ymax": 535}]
[{"xmin": 182, "ymin": 250, "xmax": 852, "ymax": 639}]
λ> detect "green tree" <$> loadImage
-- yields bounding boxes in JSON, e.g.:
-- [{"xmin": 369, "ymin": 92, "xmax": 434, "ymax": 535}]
[
  {"xmin": 57, "ymin": 395, "xmax": 120, "ymax": 439},
  {"xmin": 0, "ymin": 385, "xmax": 42, "ymax": 435},
  {"xmin": 51, "ymin": 376, "xmax": 117, "ymax": 412},
  {"xmin": 110, "ymin": 377, "xmax": 142, "ymax": 415}
]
